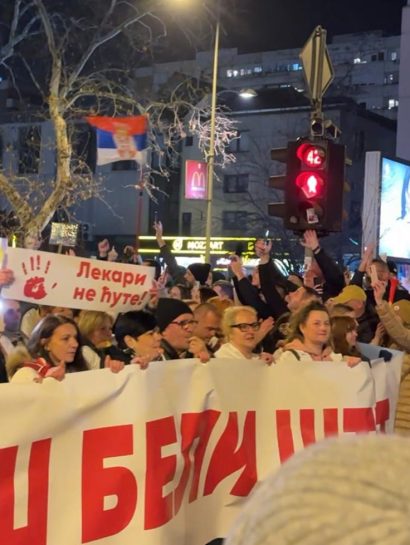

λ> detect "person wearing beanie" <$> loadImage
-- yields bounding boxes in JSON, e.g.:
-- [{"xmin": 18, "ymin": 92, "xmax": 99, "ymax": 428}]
[
  {"xmin": 186, "ymin": 262, "xmax": 211, "ymax": 286},
  {"xmin": 155, "ymin": 298, "xmax": 210, "ymax": 361},
  {"xmin": 225, "ymin": 434, "xmax": 410, "ymax": 545}
]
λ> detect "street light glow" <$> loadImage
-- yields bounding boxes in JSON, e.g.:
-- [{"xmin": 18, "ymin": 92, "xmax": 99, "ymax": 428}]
[{"xmin": 239, "ymin": 88, "xmax": 258, "ymax": 99}]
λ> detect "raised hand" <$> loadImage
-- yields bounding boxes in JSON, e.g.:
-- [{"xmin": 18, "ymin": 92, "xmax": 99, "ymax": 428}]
[
  {"xmin": 359, "ymin": 243, "xmax": 375, "ymax": 272},
  {"xmin": 229, "ymin": 255, "xmax": 245, "ymax": 279},
  {"xmin": 255, "ymin": 316, "xmax": 274, "ymax": 344},
  {"xmin": 107, "ymin": 246, "xmax": 118, "ymax": 262},
  {"xmin": 371, "ymin": 322, "xmax": 386, "ymax": 346},
  {"xmin": 372, "ymin": 280, "xmax": 387, "ymax": 305},
  {"xmin": 300, "ymin": 230, "xmax": 319, "ymax": 251},
  {"xmin": 153, "ymin": 220, "xmax": 163, "ymax": 238}
]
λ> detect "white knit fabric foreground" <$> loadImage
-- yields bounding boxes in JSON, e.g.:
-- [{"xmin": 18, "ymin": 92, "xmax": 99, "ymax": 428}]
[{"xmin": 225, "ymin": 435, "xmax": 410, "ymax": 545}]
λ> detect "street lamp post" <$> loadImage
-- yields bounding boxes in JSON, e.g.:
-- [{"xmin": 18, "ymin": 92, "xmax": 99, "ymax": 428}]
[{"xmin": 204, "ymin": 16, "xmax": 220, "ymax": 263}]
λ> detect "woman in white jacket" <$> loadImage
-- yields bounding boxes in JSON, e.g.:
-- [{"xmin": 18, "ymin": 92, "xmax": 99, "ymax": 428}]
[
  {"xmin": 276, "ymin": 301, "xmax": 346, "ymax": 364},
  {"xmin": 215, "ymin": 305, "xmax": 272, "ymax": 364}
]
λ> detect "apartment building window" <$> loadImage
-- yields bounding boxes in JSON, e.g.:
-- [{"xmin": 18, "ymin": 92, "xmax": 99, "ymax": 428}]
[
  {"xmin": 222, "ymin": 210, "xmax": 248, "ymax": 230},
  {"xmin": 391, "ymin": 51, "xmax": 398, "ymax": 62},
  {"xmin": 226, "ymin": 65, "xmax": 263, "ymax": 78},
  {"xmin": 388, "ymin": 98, "xmax": 399, "ymax": 110},
  {"xmin": 185, "ymin": 136, "xmax": 193, "ymax": 147},
  {"xmin": 384, "ymin": 72, "xmax": 399, "ymax": 85},
  {"xmin": 371, "ymin": 51, "xmax": 385, "ymax": 62},
  {"xmin": 18, "ymin": 125, "xmax": 41, "ymax": 174},
  {"xmin": 227, "ymin": 131, "xmax": 250, "ymax": 153},
  {"xmin": 223, "ymin": 174, "xmax": 249, "ymax": 193}
]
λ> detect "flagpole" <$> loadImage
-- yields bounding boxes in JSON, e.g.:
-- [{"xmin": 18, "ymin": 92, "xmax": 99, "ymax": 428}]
[{"xmin": 135, "ymin": 168, "xmax": 144, "ymax": 252}]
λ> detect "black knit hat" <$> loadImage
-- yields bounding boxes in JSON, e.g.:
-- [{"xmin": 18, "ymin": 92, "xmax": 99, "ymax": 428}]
[
  {"xmin": 156, "ymin": 298, "xmax": 193, "ymax": 332},
  {"xmin": 187, "ymin": 263, "xmax": 211, "ymax": 285},
  {"xmin": 387, "ymin": 260, "xmax": 398, "ymax": 275}
]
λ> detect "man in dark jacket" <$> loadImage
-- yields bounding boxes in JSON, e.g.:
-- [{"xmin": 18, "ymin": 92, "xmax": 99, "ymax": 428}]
[{"xmin": 156, "ymin": 298, "xmax": 210, "ymax": 361}]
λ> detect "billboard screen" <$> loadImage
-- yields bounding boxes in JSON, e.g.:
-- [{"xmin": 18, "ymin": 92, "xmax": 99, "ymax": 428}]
[{"xmin": 379, "ymin": 156, "xmax": 410, "ymax": 260}]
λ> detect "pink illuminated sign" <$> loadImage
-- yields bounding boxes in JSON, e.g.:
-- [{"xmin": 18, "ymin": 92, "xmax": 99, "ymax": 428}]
[{"xmin": 185, "ymin": 160, "xmax": 208, "ymax": 200}]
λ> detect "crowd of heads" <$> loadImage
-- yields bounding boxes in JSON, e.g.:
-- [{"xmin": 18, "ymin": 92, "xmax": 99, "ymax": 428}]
[
  {"xmin": 1, "ymin": 226, "xmax": 410, "ymax": 544},
  {"xmin": 1, "ymin": 228, "xmax": 410, "ymax": 382}
]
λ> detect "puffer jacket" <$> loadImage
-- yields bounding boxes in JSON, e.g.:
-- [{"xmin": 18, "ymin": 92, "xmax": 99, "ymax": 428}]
[{"xmin": 376, "ymin": 301, "xmax": 410, "ymax": 434}]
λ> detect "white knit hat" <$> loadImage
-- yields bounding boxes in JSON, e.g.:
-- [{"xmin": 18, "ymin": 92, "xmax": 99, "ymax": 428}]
[{"xmin": 225, "ymin": 435, "xmax": 410, "ymax": 545}]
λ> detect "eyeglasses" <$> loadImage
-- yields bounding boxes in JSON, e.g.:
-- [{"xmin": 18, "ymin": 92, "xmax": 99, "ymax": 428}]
[
  {"xmin": 170, "ymin": 319, "xmax": 198, "ymax": 328},
  {"xmin": 230, "ymin": 322, "xmax": 260, "ymax": 332}
]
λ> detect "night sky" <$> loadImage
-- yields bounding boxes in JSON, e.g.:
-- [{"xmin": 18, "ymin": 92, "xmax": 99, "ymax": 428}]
[
  {"xmin": 160, "ymin": 0, "xmax": 406, "ymax": 61},
  {"xmin": 223, "ymin": 0, "xmax": 406, "ymax": 52}
]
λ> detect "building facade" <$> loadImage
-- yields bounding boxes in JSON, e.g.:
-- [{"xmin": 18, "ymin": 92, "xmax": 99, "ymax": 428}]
[
  {"xmin": 177, "ymin": 91, "xmax": 396, "ymax": 264},
  {"xmin": 135, "ymin": 31, "xmax": 401, "ymax": 120}
]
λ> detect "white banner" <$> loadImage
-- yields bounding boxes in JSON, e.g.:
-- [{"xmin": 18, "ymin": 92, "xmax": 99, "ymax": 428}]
[
  {"xmin": 0, "ymin": 356, "xmax": 401, "ymax": 545},
  {"xmin": 2, "ymin": 248, "xmax": 154, "ymax": 313}
]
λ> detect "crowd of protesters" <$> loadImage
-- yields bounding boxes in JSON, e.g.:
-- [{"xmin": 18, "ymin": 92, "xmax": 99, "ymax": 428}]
[{"xmin": 0, "ymin": 223, "xmax": 409, "ymax": 436}]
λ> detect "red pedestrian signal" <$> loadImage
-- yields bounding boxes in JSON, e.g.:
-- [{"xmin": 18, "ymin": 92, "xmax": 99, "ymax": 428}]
[
  {"xmin": 297, "ymin": 143, "xmax": 326, "ymax": 168},
  {"xmin": 284, "ymin": 138, "xmax": 346, "ymax": 232},
  {"xmin": 295, "ymin": 171, "xmax": 324, "ymax": 198}
]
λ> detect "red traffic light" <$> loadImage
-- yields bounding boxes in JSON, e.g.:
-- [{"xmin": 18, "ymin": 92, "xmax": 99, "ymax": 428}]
[
  {"xmin": 297, "ymin": 143, "xmax": 326, "ymax": 168},
  {"xmin": 295, "ymin": 171, "xmax": 324, "ymax": 198}
]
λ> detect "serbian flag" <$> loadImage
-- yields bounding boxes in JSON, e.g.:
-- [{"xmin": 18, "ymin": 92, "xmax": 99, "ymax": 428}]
[{"xmin": 86, "ymin": 115, "xmax": 148, "ymax": 166}]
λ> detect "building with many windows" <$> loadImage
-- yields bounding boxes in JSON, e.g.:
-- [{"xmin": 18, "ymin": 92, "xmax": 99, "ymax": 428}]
[
  {"xmin": 0, "ymin": 29, "xmax": 400, "ymax": 258},
  {"xmin": 173, "ymin": 88, "xmax": 396, "ymax": 263},
  {"xmin": 138, "ymin": 31, "xmax": 400, "ymax": 260},
  {"xmin": 135, "ymin": 30, "xmax": 401, "ymax": 120}
]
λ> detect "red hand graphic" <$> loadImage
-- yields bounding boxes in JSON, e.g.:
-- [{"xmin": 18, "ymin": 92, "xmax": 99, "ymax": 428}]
[{"xmin": 24, "ymin": 276, "xmax": 47, "ymax": 300}]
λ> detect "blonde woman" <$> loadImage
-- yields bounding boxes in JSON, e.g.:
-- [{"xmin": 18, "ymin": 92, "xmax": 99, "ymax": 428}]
[
  {"xmin": 215, "ymin": 305, "xmax": 272, "ymax": 364},
  {"xmin": 77, "ymin": 310, "xmax": 123, "ymax": 372}
]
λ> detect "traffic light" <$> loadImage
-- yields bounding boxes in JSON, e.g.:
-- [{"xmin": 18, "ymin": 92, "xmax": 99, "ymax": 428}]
[
  {"xmin": 268, "ymin": 138, "xmax": 346, "ymax": 232},
  {"xmin": 285, "ymin": 138, "xmax": 345, "ymax": 232}
]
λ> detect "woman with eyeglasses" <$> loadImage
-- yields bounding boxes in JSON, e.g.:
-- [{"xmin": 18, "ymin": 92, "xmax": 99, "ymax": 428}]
[{"xmin": 215, "ymin": 305, "xmax": 273, "ymax": 364}]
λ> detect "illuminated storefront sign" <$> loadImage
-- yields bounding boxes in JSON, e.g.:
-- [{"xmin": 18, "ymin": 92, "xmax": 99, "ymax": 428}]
[
  {"xmin": 138, "ymin": 236, "xmax": 255, "ymax": 256},
  {"xmin": 185, "ymin": 160, "xmax": 208, "ymax": 200}
]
